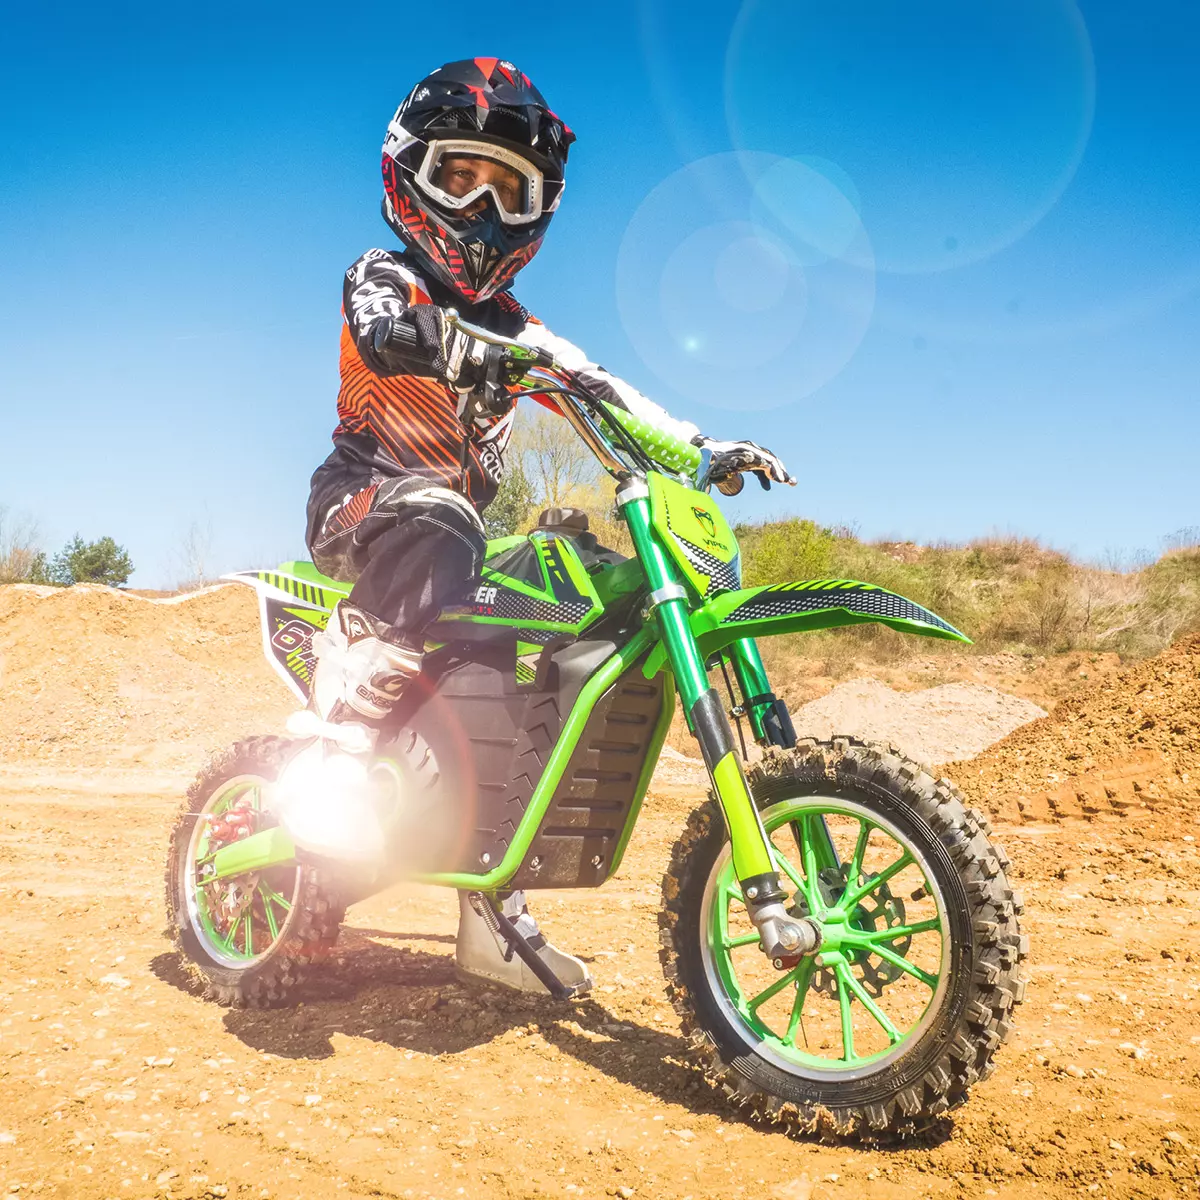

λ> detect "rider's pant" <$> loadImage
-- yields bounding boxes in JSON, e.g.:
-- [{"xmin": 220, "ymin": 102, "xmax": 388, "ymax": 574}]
[{"xmin": 306, "ymin": 468, "xmax": 486, "ymax": 651}]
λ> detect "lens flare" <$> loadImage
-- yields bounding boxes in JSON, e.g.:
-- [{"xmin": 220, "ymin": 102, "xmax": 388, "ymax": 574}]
[
  {"xmin": 724, "ymin": 0, "xmax": 1095, "ymax": 274},
  {"xmin": 616, "ymin": 152, "xmax": 874, "ymax": 411}
]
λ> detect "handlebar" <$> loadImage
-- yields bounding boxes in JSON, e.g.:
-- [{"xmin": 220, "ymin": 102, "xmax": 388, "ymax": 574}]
[
  {"xmin": 446, "ymin": 309, "xmax": 641, "ymax": 479},
  {"xmin": 444, "ymin": 310, "xmax": 778, "ymax": 496}
]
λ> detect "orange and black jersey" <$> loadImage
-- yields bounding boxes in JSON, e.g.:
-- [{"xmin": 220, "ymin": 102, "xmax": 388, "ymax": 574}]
[{"xmin": 317, "ymin": 247, "xmax": 700, "ymax": 517}]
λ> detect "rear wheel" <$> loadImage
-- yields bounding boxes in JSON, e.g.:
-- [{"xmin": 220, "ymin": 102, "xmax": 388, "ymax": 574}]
[
  {"xmin": 165, "ymin": 736, "xmax": 344, "ymax": 1007},
  {"xmin": 659, "ymin": 737, "xmax": 1026, "ymax": 1138}
]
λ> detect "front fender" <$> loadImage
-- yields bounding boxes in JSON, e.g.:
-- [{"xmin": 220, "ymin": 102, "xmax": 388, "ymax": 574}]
[{"xmin": 643, "ymin": 578, "xmax": 968, "ymax": 677}]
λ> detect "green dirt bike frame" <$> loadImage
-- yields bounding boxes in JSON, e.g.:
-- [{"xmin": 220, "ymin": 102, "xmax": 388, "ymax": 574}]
[{"xmin": 214, "ymin": 313, "xmax": 970, "ymax": 960}]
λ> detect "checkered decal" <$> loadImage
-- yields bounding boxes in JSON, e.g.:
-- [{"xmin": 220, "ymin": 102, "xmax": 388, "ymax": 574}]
[
  {"xmin": 678, "ymin": 535, "xmax": 741, "ymax": 597},
  {"xmin": 473, "ymin": 588, "xmax": 595, "ymax": 626},
  {"xmin": 722, "ymin": 581, "xmax": 961, "ymax": 635}
]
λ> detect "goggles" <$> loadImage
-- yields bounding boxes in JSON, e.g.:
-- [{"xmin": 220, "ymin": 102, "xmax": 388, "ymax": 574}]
[{"xmin": 412, "ymin": 138, "xmax": 556, "ymax": 226}]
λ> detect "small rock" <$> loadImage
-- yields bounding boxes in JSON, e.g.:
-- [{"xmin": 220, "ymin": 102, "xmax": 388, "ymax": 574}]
[
  {"xmin": 99, "ymin": 973, "xmax": 130, "ymax": 989},
  {"xmin": 617, "ymin": 1188, "xmax": 636, "ymax": 1199},
  {"xmin": 304, "ymin": 1094, "xmax": 321, "ymax": 1106},
  {"xmin": 1109, "ymin": 1140, "xmax": 1125, "ymax": 1151},
  {"xmin": 1118, "ymin": 1043, "xmax": 1149, "ymax": 1060},
  {"xmin": 1064, "ymin": 1064, "xmax": 1086, "ymax": 1078}
]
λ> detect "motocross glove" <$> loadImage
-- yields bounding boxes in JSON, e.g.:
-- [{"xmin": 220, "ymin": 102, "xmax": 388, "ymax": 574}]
[
  {"xmin": 371, "ymin": 307, "xmax": 538, "ymax": 425},
  {"xmin": 694, "ymin": 436, "xmax": 795, "ymax": 494}
]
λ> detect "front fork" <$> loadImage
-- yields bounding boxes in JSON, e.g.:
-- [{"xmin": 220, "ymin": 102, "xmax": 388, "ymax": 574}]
[{"xmin": 618, "ymin": 484, "xmax": 820, "ymax": 960}]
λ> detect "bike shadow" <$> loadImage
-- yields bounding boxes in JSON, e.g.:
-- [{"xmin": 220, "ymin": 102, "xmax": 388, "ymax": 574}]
[
  {"xmin": 150, "ymin": 927, "xmax": 953, "ymax": 1148},
  {"xmin": 215, "ymin": 932, "xmax": 731, "ymax": 1122}
]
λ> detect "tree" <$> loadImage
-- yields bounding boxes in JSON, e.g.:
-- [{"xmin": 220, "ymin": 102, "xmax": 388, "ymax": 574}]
[
  {"xmin": 0, "ymin": 506, "xmax": 42, "ymax": 583},
  {"xmin": 34, "ymin": 535, "xmax": 135, "ymax": 587},
  {"xmin": 484, "ymin": 460, "xmax": 535, "ymax": 539},
  {"xmin": 512, "ymin": 406, "xmax": 600, "ymax": 509},
  {"xmin": 172, "ymin": 517, "xmax": 216, "ymax": 591}
]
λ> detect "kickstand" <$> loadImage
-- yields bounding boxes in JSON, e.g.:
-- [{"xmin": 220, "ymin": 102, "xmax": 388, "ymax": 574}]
[{"xmin": 466, "ymin": 891, "xmax": 586, "ymax": 1001}]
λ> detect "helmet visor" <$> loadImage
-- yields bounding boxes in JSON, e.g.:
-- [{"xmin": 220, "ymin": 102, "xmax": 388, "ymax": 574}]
[{"xmin": 414, "ymin": 138, "xmax": 554, "ymax": 226}]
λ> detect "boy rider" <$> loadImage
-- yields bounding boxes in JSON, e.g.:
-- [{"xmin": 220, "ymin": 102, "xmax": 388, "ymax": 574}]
[{"xmin": 300, "ymin": 58, "xmax": 792, "ymax": 994}]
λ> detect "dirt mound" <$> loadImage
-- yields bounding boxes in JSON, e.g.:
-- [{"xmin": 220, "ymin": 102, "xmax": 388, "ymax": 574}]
[
  {"xmin": 788, "ymin": 677, "xmax": 1045, "ymax": 764},
  {"xmin": 960, "ymin": 632, "xmax": 1200, "ymax": 824},
  {"xmin": 0, "ymin": 583, "xmax": 294, "ymax": 769}
]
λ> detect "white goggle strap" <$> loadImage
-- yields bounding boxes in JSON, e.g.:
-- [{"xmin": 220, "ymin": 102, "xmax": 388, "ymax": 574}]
[{"xmin": 413, "ymin": 139, "xmax": 545, "ymax": 225}]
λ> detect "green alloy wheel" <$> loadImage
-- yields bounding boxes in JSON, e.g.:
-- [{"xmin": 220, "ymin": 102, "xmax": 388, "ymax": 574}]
[
  {"xmin": 165, "ymin": 737, "xmax": 343, "ymax": 1007},
  {"xmin": 659, "ymin": 737, "xmax": 1027, "ymax": 1138}
]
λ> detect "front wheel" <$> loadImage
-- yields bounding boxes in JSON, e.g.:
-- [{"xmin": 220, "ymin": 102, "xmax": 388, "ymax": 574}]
[{"xmin": 659, "ymin": 737, "xmax": 1026, "ymax": 1138}]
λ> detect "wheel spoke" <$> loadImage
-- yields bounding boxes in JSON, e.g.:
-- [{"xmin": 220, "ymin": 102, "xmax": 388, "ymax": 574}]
[
  {"xmin": 798, "ymin": 815, "xmax": 826, "ymax": 914},
  {"xmin": 838, "ymin": 850, "xmax": 914, "ymax": 912},
  {"xmin": 222, "ymin": 913, "xmax": 242, "ymax": 953},
  {"xmin": 784, "ymin": 958, "xmax": 815, "ymax": 1047},
  {"xmin": 835, "ymin": 962, "xmax": 902, "ymax": 1044},
  {"xmin": 772, "ymin": 847, "xmax": 807, "ymax": 894},
  {"xmin": 868, "ymin": 941, "xmax": 939, "ymax": 990},
  {"xmin": 845, "ymin": 916, "xmax": 943, "ymax": 946},
  {"xmin": 244, "ymin": 909, "xmax": 254, "ymax": 956},
  {"xmin": 837, "ymin": 968, "xmax": 856, "ymax": 1061},
  {"xmin": 725, "ymin": 882, "xmax": 745, "ymax": 907},
  {"xmin": 261, "ymin": 886, "xmax": 280, "ymax": 941},
  {"xmin": 848, "ymin": 818, "xmax": 871, "ymax": 883},
  {"xmin": 260, "ymin": 884, "xmax": 292, "ymax": 912},
  {"xmin": 748, "ymin": 969, "xmax": 797, "ymax": 1013},
  {"xmin": 723, "ymin": 930, "xmax": 761, "ymax": 949}
]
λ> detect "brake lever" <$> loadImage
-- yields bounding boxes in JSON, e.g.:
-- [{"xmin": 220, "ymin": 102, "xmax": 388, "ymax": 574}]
[{"xmin": 444, "ymin": 307, "xmax": 558, "ymax": 372}]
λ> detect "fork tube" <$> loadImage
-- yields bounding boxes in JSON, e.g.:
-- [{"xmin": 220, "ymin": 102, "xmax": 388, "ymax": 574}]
[
  {"xmin": 728, "ymin": 638, "xmax": 771, "ymax": 742},
  {"xmin": 618, "ymin": 485, "xmax": 782, "ymax": 889}
]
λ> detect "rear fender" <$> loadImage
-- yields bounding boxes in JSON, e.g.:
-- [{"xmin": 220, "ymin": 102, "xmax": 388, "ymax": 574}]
[
  {"xmin": 642, "ymin": 579, "xmax": 969, "ymax": 677},
  {"xmin": 223, "ymin": 564, "xmax": 351, "ymax": 702}
]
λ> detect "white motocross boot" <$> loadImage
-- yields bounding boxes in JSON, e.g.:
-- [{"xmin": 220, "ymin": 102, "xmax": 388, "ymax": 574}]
[
  {"xmin": 455, "ymin": 889, "xmax": 593, "ymax": 995},
  {"xmin": 275, "ymin": 602, "xmax": 421, "ymax": 864}
]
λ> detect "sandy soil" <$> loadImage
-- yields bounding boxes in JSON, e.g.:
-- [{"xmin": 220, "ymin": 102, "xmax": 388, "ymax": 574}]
[
  {"xmin": 2, "ymin": 586, "xmax": 1199, "ymax": 1199},
  {"xmin": 786, "ymin": 678, "xmax": 1046, "ymax": 764}
]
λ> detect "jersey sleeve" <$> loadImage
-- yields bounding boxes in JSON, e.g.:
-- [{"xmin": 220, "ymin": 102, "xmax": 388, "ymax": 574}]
[
  {"xmin": 513, "ymin": 320, "xmax": 700, "ymax": 445},
  {"xmin": 342, "ymin": 249, "xmax": 431, "ymax": 377}
]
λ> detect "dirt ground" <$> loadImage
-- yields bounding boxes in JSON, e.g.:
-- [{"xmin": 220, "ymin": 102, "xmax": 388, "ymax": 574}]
[{"xmin": 2, "ymin": 586, "xmax": 1199, "ymax": 1199}]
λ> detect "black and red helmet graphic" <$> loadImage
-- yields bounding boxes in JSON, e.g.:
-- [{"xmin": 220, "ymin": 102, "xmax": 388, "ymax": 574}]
[{"xmin": 381, "ymin": 58, "xmax": 575, "ymax": 303}]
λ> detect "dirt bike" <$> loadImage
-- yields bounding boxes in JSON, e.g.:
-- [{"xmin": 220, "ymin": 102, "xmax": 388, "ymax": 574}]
[{"xmin": 165, "ymin": 312, "xmax": 1026, "ymax": 1137}]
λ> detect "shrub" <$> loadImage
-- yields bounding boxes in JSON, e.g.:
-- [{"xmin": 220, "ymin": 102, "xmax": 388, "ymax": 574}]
[
  {"xmin": 484, "ymin": 461, "xmax": 536, "ymax": 540},
  {"xmin": 33, "ymin": 535, "xmax": 135, "ymax": 587}
]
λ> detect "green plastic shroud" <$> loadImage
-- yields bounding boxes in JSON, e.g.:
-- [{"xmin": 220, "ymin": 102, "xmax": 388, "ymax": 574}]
[{"xmin": 642, "ymin": 578, "xmax": 969, "ymax": 677}]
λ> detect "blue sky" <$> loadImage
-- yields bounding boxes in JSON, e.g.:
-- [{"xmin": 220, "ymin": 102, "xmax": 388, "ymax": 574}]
[{"xmin": 1, "ymin": 0, "xmax": 1196, "ymax": 586}]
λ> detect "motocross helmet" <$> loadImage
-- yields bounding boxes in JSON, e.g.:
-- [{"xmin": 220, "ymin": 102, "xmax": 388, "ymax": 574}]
[{"xmin": 382, "ymin": 58, "xmax": 575, "ymax": 303}]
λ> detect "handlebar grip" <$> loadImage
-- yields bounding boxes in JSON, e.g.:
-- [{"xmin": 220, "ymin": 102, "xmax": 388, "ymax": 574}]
[{"xmin": 371, "ymin": 315, "xmax": 420, "ymax": 355}]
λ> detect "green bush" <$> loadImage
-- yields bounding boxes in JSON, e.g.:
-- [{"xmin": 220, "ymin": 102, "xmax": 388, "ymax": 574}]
[
  {"xmin": 30, "ymin": 535, "xmax": 134, "ymax": 588},
  {"xmin": 484, "ymin": 461, "xmax": 535, "ymax": 540}
]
